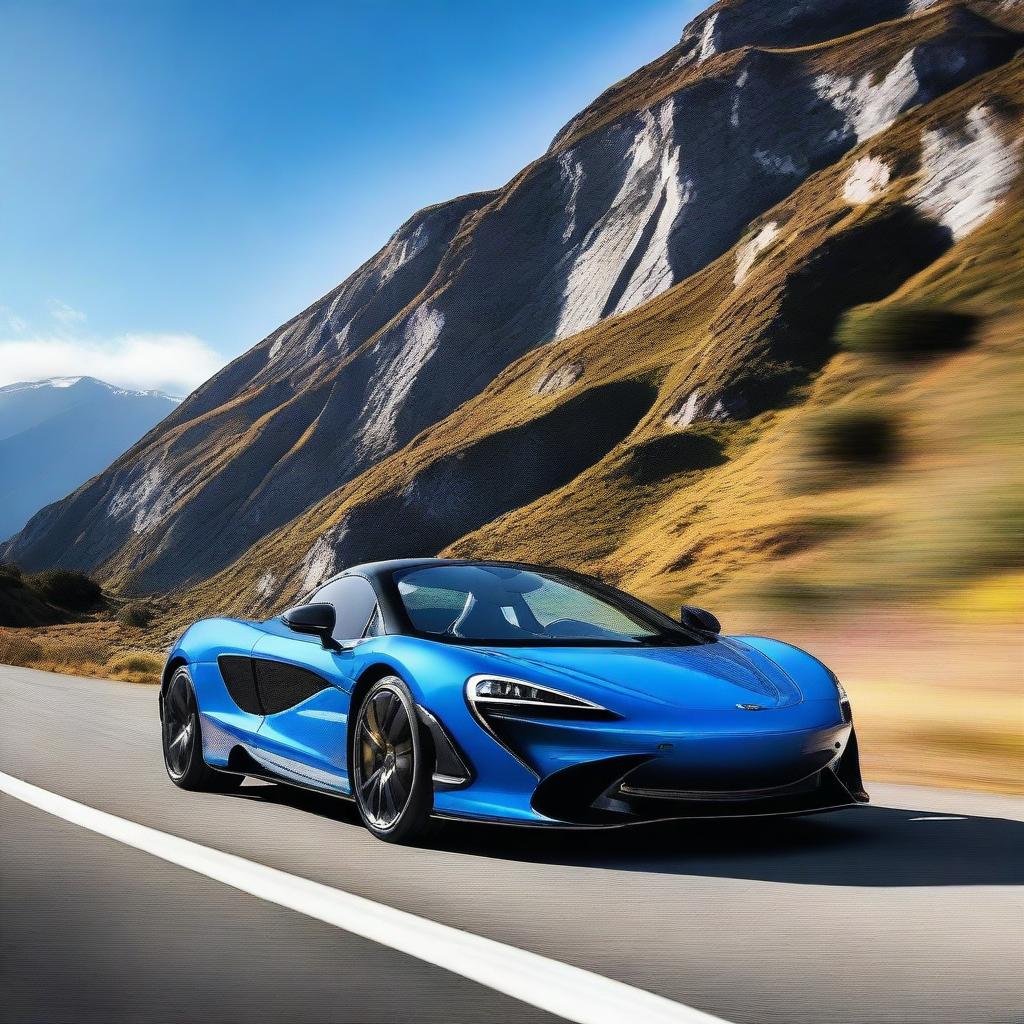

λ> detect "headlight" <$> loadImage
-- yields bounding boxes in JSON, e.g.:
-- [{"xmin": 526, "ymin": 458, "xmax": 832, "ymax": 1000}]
[
  {"xmin": 466, "ymin": 674, "xmax": 613, "ymax": 717},
  {"xmin": 465, "ymin": 675, "xmax": 616, "ymax": 775}
]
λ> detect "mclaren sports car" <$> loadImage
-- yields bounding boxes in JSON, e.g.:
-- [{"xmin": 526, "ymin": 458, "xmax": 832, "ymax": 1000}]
[{"xmin": 160, "ymin": 558, "xmax": 867, "ymax": 842}]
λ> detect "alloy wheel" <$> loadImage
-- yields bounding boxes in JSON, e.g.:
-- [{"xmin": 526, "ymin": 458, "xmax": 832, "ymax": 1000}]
[
  {"xmin": 354, "ymin": 686, "xmax": 415, "ymax": 830},
  {"xmin": 163, "ymin": 672, "xmax": 197, "ymax": 779}
]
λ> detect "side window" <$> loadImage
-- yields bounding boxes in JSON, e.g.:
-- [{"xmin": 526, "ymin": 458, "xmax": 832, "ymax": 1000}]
[{"xmin": 313, "ymin": 575, "xmax": 380, "ymax": 642}]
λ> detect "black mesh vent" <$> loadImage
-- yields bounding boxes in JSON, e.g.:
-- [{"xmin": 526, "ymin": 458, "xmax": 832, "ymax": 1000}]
[
  {"xmin": 218, "ymin": 655, "xmax": 263, "ymax": 715},
  {"xmin": 253, "ymin": 658, "xmax": 332, "ymax": 715}
]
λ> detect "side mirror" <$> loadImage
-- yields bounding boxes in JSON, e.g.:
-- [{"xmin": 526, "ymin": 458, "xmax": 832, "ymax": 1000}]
[
  {"xmin": 680, "ymin": 604, "xmax": 721, "ymax": 634},
  {"xmin": 281, "ymin": 602, "xmax": 338, "ymax": 649}
]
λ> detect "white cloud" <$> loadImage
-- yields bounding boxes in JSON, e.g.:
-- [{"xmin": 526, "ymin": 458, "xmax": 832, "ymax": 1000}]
[
  {"xmin": 0, "ymin": 332, "xmax": 224, "ymax": 397},
  {"xmin": 48, "ymin": 299, "xmax": 87, "ymax": 325}
]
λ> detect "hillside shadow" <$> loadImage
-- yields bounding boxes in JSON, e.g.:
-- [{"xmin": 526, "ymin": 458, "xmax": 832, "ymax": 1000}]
[
  {"xmin": 225, "ymin": 781, "xmax": 1022, "ymax": 888},
  {"xmin": 621, "ymin": 431, "xmax": 727, "ymax": 485},
  {"xmin": 325, "ymin": 379, "xmax": 657, "ymax": 567}
]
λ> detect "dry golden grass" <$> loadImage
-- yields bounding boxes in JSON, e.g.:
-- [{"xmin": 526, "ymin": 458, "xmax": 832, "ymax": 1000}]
[
  {"xmin": 0, "ymin": 622, "xmax": 163, "ymax": 685},
  {"xmin": 0, "ymin": 631, "xmax": 43, "ymax": 666},
  {"xmin": 551, "ymin": 3, "xmax": 989, "ymax": 153}
]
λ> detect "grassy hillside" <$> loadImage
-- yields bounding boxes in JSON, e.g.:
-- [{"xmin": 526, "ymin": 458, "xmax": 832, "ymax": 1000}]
[{"xmin": 176, "ymin": 55, "xmax": 1023, "ymax": 622}]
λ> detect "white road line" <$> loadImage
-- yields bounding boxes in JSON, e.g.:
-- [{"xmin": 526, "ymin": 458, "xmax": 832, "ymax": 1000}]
[{"xmin": 0, "ymin": 770, "xmax": 731, "ymax": 1024}]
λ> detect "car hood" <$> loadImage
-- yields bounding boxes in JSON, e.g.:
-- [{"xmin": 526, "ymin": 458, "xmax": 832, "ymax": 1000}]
[{"xmin": 476, "ymin": 637, "xmax": 806, "ymax": 711}]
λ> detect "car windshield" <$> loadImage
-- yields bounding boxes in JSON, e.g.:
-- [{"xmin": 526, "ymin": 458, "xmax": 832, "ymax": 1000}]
[{"xmin": 393, "ymin": 564, "xmax": 695, "ymax": 646}]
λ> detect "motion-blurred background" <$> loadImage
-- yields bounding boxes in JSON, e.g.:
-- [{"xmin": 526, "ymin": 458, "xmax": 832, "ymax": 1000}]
[{"xmin": 1, "ymin": 0, "xmax": 1021, "ymax": 793}]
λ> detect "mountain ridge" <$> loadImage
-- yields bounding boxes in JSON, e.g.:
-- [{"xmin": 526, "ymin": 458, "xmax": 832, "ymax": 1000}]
[
  {"xmin": 0, "ymin": 377, "xmax": 180, "ymax": 542},
  {"xmin": 0, "ymin": 376, "xmax": 180, "ymax": 401},
  {"xmin": 4, "ymin": 0, "xmax": 1022, "ymax": 622}
]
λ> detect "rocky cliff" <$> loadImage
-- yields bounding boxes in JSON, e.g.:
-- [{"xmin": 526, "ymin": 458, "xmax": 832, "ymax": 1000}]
[{"xmin": 5, "ymin": 0, "xmax": 1022, "ymax": 620}]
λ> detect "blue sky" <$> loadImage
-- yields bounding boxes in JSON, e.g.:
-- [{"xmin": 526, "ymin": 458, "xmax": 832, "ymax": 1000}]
[{"xmin": 0, "ymin": 0, "xmax": 698, "ymax": 394}]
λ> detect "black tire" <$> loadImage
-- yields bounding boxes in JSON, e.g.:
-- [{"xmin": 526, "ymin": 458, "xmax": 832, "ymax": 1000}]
[
  {"xmin": 162, "ymin": 666, "xmax": 243, "ymax": 792},
  {"xmin": 351, "ymin": 676, "xmax": 435, "ymax": 844}
]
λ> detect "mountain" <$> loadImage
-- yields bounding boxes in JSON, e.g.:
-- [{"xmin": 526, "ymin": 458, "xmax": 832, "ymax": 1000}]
[
  {"xmin": 3, "ymin": 0, "xmax": 1022, "ymax": 624},
  {"xmin": 0, "ymin": 377, "xmax": 179, "ymax": 542}
]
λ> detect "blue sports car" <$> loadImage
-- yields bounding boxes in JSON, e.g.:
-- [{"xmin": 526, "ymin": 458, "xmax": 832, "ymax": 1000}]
[{"xmin": 160, "ymin": 558, "xmax": 867, "ymax": 843}]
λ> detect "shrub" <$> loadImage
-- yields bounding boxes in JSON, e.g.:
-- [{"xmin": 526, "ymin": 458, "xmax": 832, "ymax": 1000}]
[
  {"xmin": 757, "ymin": 577, "xmax": 832, "ymax": 611},
  {"xmin": 117, "ymin": 601, "xmax": 154, "ymax": 628},
  {"xmin": 27, "ymin": 569, "xmax": 102, "ymax": 610},
  {"xmin": 836, "ymin": 303, "xmax": 978, "ymax": 360},
  {"xmin": 107, "ymin": 651, "xmax": 164, "ymax": 679},
  {"xmin": 804, "ymin": 406, "xmax": 899, "ymax": 466}
]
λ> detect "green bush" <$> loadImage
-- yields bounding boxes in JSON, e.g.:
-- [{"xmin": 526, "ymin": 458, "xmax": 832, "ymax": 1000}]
[
  {"xmin": 117, "ymin": 601, "xmax": 153, "ymax": 628},
  {"xmin": 836, "ymin": 303, "xmax": 978, "ymax": 360},
  {"xmin": 27, "ymin": 569, "xmax": 103, "ymax": 610},
  {"xmin": 804, "ymin": 406, "xmax": 899, "ymax": 466},
  {"xmin": 107, "ymin": 651, "xmax": 164, "ymax": 677},
  {"xmin": 757, "ymin": 577, "xmax": 833, "ymax": 611}
]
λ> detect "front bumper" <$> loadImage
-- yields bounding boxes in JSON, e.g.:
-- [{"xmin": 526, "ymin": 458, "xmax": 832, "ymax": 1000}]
[
  {"xmin": 530, "ymin": 728, "xmax": 868, "ymax": 825},
  {"xmin": 436, "ymin": 697, "xmax": 869, "ymax": 826}
]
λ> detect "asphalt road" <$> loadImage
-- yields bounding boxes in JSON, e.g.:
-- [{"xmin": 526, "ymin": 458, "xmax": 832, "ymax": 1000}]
[{"xmin": 1, "ymin": 664, "xmax": 1021, "ymax": 1024}]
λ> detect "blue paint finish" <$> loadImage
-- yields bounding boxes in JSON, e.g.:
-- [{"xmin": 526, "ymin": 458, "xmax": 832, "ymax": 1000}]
[
  {"xmin": 254, "ymin": 689, "xmax": 351, "ymax": 791},
  {"xmin": 164, "ymin": 561, "xmax": 866, "ymax": 827},
  {"xmin": 251, "ymin": 631, "xmax": 355, "ymax": 788},
  {"xmin": 732, "ymin": 635, "xmax": 842, "ymax": 700},
  {"xmin": 174, "ymin": 617, "xmax": 262, "ymax": 768}
]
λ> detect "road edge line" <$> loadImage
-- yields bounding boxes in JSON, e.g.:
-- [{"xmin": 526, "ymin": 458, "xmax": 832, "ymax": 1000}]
[{"xmin": 0, "ymin": 769, "xmax": 731, "ymax": 1024}]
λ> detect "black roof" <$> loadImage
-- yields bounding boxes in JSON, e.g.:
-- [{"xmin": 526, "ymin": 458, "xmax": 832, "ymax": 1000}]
[
  {"xmin": 330, "ymin": 557, "xmax": 565, "ymax": 586},
  {"xmin": 345, "ymin": 557, "xmax": 458, "ymax": 580}
]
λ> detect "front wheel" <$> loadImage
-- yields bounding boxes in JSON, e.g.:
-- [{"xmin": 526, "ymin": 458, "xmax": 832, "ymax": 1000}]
[
  {"xmin": 162, "ymin": 667, "xmax": 242, "ymax": 792},
  {"xmin": 351, "ymin": 677, "xmax": 435, "ymax": 843}
]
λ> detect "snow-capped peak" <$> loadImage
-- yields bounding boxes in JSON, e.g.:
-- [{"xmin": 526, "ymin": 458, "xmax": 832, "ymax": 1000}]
[{"xmin": 0, "ymin": 376, "xmax": 180, "ymax": 402}]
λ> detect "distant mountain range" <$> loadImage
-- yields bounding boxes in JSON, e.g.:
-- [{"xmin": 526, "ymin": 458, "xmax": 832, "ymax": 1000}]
[
  {"xmin": 0, "ymin": 377, "xmax": 178, "ymax": 542},
  {"xmin": 3, "ymin": 0, "xmax": 1021, "ymax": 621}
]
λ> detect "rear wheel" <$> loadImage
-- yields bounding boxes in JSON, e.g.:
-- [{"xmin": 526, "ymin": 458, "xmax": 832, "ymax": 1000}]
[
  {"xmin": 162, "ymin": 667, "xmax": 242, "ymax": 792},
  {"xmin": 352, "ymin": 677, "xmax": 434, "ymax": 843}
]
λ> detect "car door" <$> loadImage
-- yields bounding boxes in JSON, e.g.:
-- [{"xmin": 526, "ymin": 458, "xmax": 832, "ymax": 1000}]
[{"xmin": 252, "ymin": 575, "xmax": 380, "ymax": 794}]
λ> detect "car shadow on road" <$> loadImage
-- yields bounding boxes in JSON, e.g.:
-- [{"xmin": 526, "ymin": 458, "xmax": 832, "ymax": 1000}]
[
  {"xmin": 225, "ymin": 781, "xmax": 1022, "ymax": 887},
  {"xmin": 430, "ymin": 804, "xmax": 1024, "ymax": 887}
]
